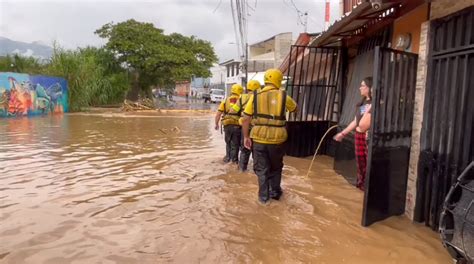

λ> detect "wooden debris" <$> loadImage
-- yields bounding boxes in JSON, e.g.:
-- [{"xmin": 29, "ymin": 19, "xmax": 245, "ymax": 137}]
[
  {"xmin": 171, "ymin": 126, "xmax": 181, "ymax": 133},
  {"xmin": 121, "ymin": 99, "xmax": 156, "ymax": 111}
]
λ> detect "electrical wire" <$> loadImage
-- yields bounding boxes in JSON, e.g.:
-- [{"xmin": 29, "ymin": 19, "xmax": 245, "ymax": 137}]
[
  {"xmin": 283, "ymin": 0, "xmax": 308, "ymax": 29},
  {"xmin": 213, "ymin": 0, "xmax": 223, "ymax": 13}
]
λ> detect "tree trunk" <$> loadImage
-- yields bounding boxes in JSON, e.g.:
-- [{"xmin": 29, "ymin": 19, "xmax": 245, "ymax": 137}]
[
  {"xmin": 126, "ymin": 71, "xmax": 139, "ymax": 101},
  {"xmin": 144, "ymin": 87, "xmax": 153, "ymax": 99}
]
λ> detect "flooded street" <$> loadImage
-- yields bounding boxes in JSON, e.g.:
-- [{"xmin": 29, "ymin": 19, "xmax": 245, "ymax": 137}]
[{"xmin": 0, "ymin": 112, "xmax": 451, "ymax": 263}]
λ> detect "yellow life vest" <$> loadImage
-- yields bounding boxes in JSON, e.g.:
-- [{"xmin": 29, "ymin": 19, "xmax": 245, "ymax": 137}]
[
  {"xmin": 222, "ymin": 96, "xmax": 242, "ymax": 126},
  {"xmin": 238, "ymin": 93, "xmax": 252, "ymax": 126},
  {"xmin": 240, "ymin": 93, "xmax": 251, "ymax": 111},
  {"xmin": 250, "ymin": 88, "xmax": 288, "ymax": 144}
]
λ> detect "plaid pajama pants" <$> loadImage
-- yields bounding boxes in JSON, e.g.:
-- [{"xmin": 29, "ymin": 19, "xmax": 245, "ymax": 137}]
[{"xmin": 354, "ymin": 132, "xmax": 368, "ymax": 191}]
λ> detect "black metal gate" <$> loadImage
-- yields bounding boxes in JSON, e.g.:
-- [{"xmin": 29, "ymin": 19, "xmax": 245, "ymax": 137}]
[
  {"xmin": 362, "ymin": 47, "xmax": 418, "ymax": 226},
  {"xmin": 334, "ymin": 26, "xmax": 393, "ymax": 186},
  {"xmin": 285, "ymin": 45, "xmax": 342, "ymax": 157},
  {"xmin": 414, "ymin": 6, "xmax": 474, "ymax": 230}
]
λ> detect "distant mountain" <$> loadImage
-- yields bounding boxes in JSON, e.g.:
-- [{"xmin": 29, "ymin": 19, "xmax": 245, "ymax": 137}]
[{"xmin": 0, "ymin": 36, "xmax": 53, "ymax": 59}]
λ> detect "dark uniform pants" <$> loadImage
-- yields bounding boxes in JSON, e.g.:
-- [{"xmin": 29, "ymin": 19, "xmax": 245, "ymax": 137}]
[
  {"xmin": 224, "ymin": 125, "xmax": 241, "ymax": 163},
  {"xmin": 239, "ymin": 126, "xmax": 253, "ymax": 170},
  {"xmin": 252, "ymin": 142, "xmax": 286, "ymax": 201}
]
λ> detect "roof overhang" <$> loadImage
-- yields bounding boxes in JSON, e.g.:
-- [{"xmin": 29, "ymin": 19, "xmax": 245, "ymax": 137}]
[
  {"xmin": 219, "ymin": 59, "xmax": 241, "ymax": 66},
  {"xmin": 311, "ymin": 0, "xmax": 426, "ymax": 47}
]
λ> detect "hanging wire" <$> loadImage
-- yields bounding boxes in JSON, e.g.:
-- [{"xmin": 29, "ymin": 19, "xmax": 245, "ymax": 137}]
[
  {"xmin": 213, "ymin": 0, "xmax": 223, "ymax": 13},
  {"xmin": 282, "ymin": 0, "xmax": 308, "ymax": 29}
]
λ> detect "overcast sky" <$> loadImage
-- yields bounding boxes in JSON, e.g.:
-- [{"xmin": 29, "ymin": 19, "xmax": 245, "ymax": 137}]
[{"xmin": 0, "ymin": 0, "xmax": 341, "ymax": 61}]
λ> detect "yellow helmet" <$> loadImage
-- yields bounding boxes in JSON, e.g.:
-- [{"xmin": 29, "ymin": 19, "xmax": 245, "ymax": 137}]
[
  {"xmin": 247, "ymin": 80, "xmax": 260, "ymax": 92},
  {"xmin": 264, "ymin": 68, "xmax": 283, "ymax": 88},
  {"xmin": 231, "ymin": 84, "xmax": 243, "ymax": 95}
]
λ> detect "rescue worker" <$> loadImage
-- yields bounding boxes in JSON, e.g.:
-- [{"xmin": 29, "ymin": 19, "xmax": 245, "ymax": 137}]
[
  {"xmin": 241, "ymin": 69, "xmax": 297, "ymax": 204},
  {"xmin": 214, "ymin": 84, "xmax": 243, "ymax": 163},
  {"xmin": 230, "ymin": 80, "xmax": 261, "ymax": 171}
]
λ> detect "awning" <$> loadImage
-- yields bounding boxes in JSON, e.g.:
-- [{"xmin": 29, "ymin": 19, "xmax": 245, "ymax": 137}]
[{"xmin": 311, "ymin": 0, "xmax": 424, "ymax": 47}]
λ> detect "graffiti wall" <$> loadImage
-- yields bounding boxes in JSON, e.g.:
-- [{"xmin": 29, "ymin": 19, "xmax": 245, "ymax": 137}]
[{"xmin": 0, "ymin": 72, "xmax": 68, "ymax": 118}]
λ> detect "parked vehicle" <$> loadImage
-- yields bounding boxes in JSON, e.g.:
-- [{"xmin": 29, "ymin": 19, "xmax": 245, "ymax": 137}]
[
  {"xmin": 210, "ymin": 89, "xmax": 224, "ymax": 103},
  {"xmin": 152, "ymin": 88, "xmax": 168, "ymax": 98}
]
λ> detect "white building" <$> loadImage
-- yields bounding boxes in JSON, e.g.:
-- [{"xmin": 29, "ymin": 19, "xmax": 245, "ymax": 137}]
[
  {"xmin": 219, "ymin": 59, "xmax": 242, "ymax": 96},
  {"xmin": 209, "ymin": 63, "xmax": 226, "ymax": 89},
  {"xmin": 219, "ymin": 32, "xmax": 294, "ymax": 96}
]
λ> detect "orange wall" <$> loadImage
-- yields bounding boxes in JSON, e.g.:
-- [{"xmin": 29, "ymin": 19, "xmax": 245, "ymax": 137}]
[
  {"xmin": 175, "ymin": 82, "xmax": 190, "ymax": 96},
  {"xmin": 391, "ymin": 3, "xmax": 429, "ymax": 54}
]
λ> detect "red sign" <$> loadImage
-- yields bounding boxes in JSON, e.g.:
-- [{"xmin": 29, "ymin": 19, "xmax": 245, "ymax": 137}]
[{"xmin": 325, "ymin": 2, "xmax": 330, "ymax": 22}]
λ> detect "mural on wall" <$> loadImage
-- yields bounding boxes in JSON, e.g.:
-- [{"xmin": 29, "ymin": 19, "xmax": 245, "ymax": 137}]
[{"xmin": 0, "ymin": 72, "xmax": 68, "ymax": 117}]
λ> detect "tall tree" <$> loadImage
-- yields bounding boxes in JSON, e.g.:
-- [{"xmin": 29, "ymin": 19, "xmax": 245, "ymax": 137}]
[{"xmin": 95, "ymin": 19, "xmax": 217, "ymax": 100}]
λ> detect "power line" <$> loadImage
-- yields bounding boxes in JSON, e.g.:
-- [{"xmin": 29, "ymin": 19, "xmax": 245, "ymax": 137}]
[
  {"xmin": 213, "ymin": 0, "xmax": 223, "ymax": 13},
  {"xmin": 282, "ymin": 0, "xmax": 308, "ymax": 29}
]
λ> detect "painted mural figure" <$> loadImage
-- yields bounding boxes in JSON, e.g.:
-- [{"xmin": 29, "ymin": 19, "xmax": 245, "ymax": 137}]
[
  {"xmin": 35, "ymin": 83, "xmax": 52, "ymax": 113},
  {"xmin": 0, "ymin": 89, "xmax": 9, "ymax": 114},
  {"xmin": 0, "ymin": 73, "xmax": 68, "ymax": 117},
  {"xmin": 45, "ymin": 83, "xmax": 64, "ymax": 112}
]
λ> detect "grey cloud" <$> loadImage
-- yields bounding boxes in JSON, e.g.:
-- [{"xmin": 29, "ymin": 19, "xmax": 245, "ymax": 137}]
[{"xmin": 0, "ymin": 0, "xmax": 340, "ymax": 62}]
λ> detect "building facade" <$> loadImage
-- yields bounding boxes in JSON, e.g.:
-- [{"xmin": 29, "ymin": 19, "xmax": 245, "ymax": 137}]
[
  {"xmin": 281, "ymin": 0, "xmax": 473, "ymax": 232},
  {"xmin": 174, "ymin": 81, "xmax": 190, "ymax": 97}
]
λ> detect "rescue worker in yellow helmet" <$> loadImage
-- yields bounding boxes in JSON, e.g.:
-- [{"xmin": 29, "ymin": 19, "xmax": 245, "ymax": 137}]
[
  {"xmin": 215, "ymin": 84, "xmax": 243, "ymax": 163},
  {"xmin": 241, "ymin": 69, "xmax": 297, "ymax": 204},
  {"xmin": 229, "ymin": 80, "xmax": 261, "ymax": 171}
]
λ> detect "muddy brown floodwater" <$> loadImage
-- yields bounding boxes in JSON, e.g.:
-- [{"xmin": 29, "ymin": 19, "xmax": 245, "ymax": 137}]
[{"xmin": 0, "ymin": 113, "xmax": 452, "ymax": 264}]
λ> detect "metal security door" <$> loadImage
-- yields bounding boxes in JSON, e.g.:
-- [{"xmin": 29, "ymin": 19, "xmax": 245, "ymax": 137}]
[
  {"xmin": 284, "ymin": 45, "xmax": 342, "ymax": 157},
  {"xmin": 362, "ymin": 47, "xmax": 418, "ymax": 226},
  {"xmin": 415, "ymin": 6, "xmax": 474, "ymax": 230}
]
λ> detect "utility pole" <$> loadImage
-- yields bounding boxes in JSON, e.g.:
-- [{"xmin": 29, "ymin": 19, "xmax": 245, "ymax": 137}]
[
  {"xmin": 304, "ymin": 12, "xmax": 308, "ymax": 33},
  {"xmin": 245, "ymin": 43, "xmax": 248, "ymax": 91}
]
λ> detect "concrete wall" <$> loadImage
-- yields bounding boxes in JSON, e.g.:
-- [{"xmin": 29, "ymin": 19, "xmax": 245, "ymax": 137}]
[
  {"xmin": 249, "ymin": 32, "xmax": 292, "ymax": 71},
  {"xmin": 249, "ymin": 45, "xmax": 272, "ymax": 58},
  {"xmin": 247, "ymin": 60, "xmax": 275, "ymax": 72},
  {"xmin": 405, "ymin": 22, "xmax": 430, "ymax": 220},
  {"xmin": 430, "ymin": 0, "xmax": 474, "ymax": 19},
  {"xmin": 274, "ymin": 33, "xmax": 292, "ymax": 68},
  {"xmin": 0, "ymin": 72, "xmax": 68, "ymax": 118},
  {"xmin": 251, "ymin": 52, "xmax": 274, "ymax": 60}
]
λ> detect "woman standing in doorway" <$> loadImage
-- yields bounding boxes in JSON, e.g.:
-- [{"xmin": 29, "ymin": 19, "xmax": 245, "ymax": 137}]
[{"xmin": 334, "ymin": 77, "xmax": 372, "ymax": 191}]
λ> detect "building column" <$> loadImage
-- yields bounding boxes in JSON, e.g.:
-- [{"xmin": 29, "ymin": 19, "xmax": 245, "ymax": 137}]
[{"xmin": 405, "ymin": 21, "xmax": 430, "ymax": 220}]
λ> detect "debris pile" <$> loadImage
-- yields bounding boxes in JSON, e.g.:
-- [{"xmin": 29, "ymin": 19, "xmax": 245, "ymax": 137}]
[{"xmin": 121, "ymin": 99, "xmax": 157, "ymax": 111}]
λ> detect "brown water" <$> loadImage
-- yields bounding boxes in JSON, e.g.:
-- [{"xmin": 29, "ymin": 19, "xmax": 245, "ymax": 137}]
[{"xmin": 0, "ymin": 113, "xmax": 452, "ymax": 264}]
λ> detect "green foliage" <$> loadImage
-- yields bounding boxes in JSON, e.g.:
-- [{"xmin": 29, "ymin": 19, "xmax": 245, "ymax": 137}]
[
  {"xmin": 0, "ymin": 54, "xmax": 44, "ymax": 74},
  {"xmin": 43, "ymin": 46, "xmax": 130, "ymax": 111},
  {"xmin": 95, "ymin": 19, "xmax": 217, "ymax": 96},
  {"xmin": 0, "ymin": 46, "xmax": 130, "ymax": 112}
]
